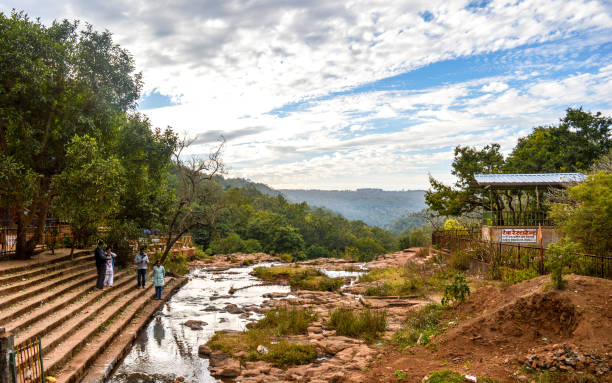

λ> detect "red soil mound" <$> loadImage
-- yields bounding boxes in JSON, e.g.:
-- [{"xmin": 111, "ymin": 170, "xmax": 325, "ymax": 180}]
[{"xmin": 364, "ymin": 274, "xmax": 612, "ymax": 382}]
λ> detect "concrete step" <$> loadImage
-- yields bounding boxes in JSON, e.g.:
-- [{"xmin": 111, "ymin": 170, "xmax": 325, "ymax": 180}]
[
  {"xmin": 0, "ymin": 266, "xmax": 97, "ymax": 310},
  {"xmin": 7, "ymin": 271, "xmax": 131, "ymax": 335},
  {"xmin": 0, "ymin": 270, "xmax": 105, "ymax": 326},
  {"xmin": 15, "ymin": 276, "xmax": 141, "ymax": 348},
  {"xmin": 0, "ymin": 250, "xmax": 90, "ymax": 276},
  {"xmin": 0, "ymin": 259, "xmax": 94, "ymax": 296},
  {"xmin": 57, "ymin": 278, "xmax": 185, "ymax": 383},
  {"xmin": 0, "ymin": 254, "xmax": 91, "ymax": 285},
  {"xmin": 40, "ymin": 282, "xmax": 155, "ymax": 375}
]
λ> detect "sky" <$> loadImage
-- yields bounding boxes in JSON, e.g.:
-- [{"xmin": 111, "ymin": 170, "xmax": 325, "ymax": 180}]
[{"xmin": 2, "ymin": 0, "xmax": 612, "ymax": 190}]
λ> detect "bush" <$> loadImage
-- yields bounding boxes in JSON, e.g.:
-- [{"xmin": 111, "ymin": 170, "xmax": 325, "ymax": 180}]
[
  {"xmin": 241, "ymin": 258, "xmax": 256, "ymax": 266},
  {"xmin": 290, "ymin": 275, "xmax": 343, "ymax": 292},
  {"xmin": 251, "ymin": 306, "xmax": 316, "ymax": 335},
  {"xmin": 441, "ymin": 273, "xmax": 470, "ymax": 306},
  {"xmin": 364, "ymin": 279, "xmax": 420, "ymax": 296},
  {"xmin": 501, "ymin": 267, "xmax": 539, "ymax": 285},
  {"xmin": 253, "ymin": 266, "xmax": 342, "ymax": 291},
  {"xmin": 243, "ymin": 239, "xmax": 262, "ymax": 253},
  {"xmin": 449, "ymin": 249, "xmax": 471, "ymax": 271},
  {"xmin": 278, "ymin": 253, "xmax": 293, "ymax": 263},
  {"xmin": 416, "ymin": 247, "xmax": 429, "ymax": 258},
  {"xmin": 158, "ymin": 251, "xmax": 189, "ymax": 276},
  {"xmin": 328, "ymin": 307, "xmax": 386, "ymax": 342},
  {"xmin": 208, "ymin": 233, "xmax": 245, "ymax": 255},
  {"xmin": 546, "ymin": 238, "xmax": 581, "ymax": 289},
  {"xmin": 392, "ymin": 303, "xmax": 444, "ymax": 348},
  {"xmin": 306, "ymin": 245, "xmax": 329, "ymax": 259}
]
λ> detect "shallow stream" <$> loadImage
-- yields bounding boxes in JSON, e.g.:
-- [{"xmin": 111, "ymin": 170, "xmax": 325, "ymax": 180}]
[{"xmin": 108, "ymin": 264, "xmax": 289, "ymax": 383}]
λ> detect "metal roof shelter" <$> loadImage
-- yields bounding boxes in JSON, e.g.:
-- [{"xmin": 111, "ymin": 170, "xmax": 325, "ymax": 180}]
[
  {"xmin": 474, "ymin": 173, "xmax": 586, "ymax": 227},
  {"xmin": 474, "ymin": 173, "xmax": 586, "ymax": 187}
]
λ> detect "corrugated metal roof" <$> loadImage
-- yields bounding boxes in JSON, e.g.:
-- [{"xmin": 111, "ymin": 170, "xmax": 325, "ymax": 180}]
[{"xmin": 474, "ymin": 173, "xmax": 586, "ymax": 186}]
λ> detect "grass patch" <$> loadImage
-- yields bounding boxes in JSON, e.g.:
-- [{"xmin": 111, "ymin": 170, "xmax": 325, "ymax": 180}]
[
  {"xmin": 392, "ymin": 303, "xmax": 445, "ymax": 348},
  {"xmin": 425, "ymin": 370, "xmax": 503, "ymax": 383},
  {"xmin": 249, "ymin": 306, "xmax": 316, "ymax": 335},
  {"xmin": 500, "ymin": 266, "xmax": 539, "ymax": 285},
  {"xmin": 207, "ymin": 308, "xmax": 318, "ymax": 368},
  {"xmin": 359, "ymin": 266, "xmax": 454, "ymax": 296},
  {"xmin": 327, "ymin": 307, "xmax": 386, "ymax": 342},
  {"xmin": 528, "ymin": 371, "xmax": 599, "ymax": 383},
  {"xmin": 241, "ymin": 258, "xmax": 256, "ymax": 266},
  {"xmin": 253, "ymin": 266, "xmax": 342, "ymax": 291}
]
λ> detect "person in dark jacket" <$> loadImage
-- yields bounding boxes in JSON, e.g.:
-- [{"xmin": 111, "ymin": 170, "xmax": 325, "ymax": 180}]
[{"xmin": 94, "ymin": 240, "xmax": 107, "ymax": 289}]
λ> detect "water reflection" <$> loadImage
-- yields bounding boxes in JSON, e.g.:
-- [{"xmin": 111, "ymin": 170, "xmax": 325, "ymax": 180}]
[{"xmin": 108, "ymin": 263, "xmax": 289, "ymax": 383}]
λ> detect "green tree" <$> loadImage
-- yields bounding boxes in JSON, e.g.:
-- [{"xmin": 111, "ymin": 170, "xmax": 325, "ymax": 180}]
[
  {"xmin": 0, "ymin": 12, "xmax": 141, "ymax": 258},
  {"xmin": 505, "ymin": 108, "xmax": 611, "ymax": 172},
  {"xmin": 272, "ymin": 226, "xmax": 305, "ymax": 255},
  {"xmin": 426, "ymin": 144, "xmax": 504, "ymax": 216},
  {"xmin": 550, "ymin": 171, "xmax": 612, "ymax": 254},
  {"xmin": 546, "ymin": 238, "xmax": 581, "ymax": 289},
  {"xmin": 51, "ymin": 135, "xmax": 123, "ymax": 256}
]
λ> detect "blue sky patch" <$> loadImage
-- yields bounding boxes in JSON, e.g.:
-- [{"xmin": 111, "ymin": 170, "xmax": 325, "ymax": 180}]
[{"xmin": 138, "ymin": 90, "xmax": 178, "ymax": 110}]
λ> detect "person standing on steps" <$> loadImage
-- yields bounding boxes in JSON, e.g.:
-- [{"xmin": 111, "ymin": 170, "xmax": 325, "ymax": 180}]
[
  {"xmin": 134, "ymin": 247, "xmax": 149, "ymax": 288},
  {"xmin": 152, "ymin": 260, "xmax": 165, "ymax": 300},
  {"xmin": 94, "ymin": 240, "xmax": 107, "ymax": 290},
  {"xmin": 104, "ymin": 246, "xmax": 117, "ymax": 287}
]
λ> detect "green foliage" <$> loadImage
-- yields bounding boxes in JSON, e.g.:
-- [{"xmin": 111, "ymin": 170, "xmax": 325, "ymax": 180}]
[
  {"xmin": 550, "ymin": 171, "xmax": 612, "ymax": 255},
  {"xmin": 505, "ymin": 108, "xmax": 611, "ymax": 173},
  {"xmin": 208, "ymin": 233, "xmax": 247, "ymax": 254},
  {"xmin": 424, "ymin": 370, "xmax": 466, "ymax": 383},
  {"xmin": 156, "ymin": 251, "xmax": 188, "ymax": 276},
  {"xmin": 250, "ymin": 306, "xmax": 316, "ymax": 336},
  {"xmin": 443, "ymin": 219, "xmax": 465, "ymax": 232},
  {"xmin": 0, "ymin": 12, "xmax": 142, "ymax": 258},
  {"xmin": 278, "ymin": 253, "xmax": 293, "ymax": 263},
  {"xmin": 441, "ymin": 273, "xmax": 470, "ymax": 306},
  {"xmin": 253, "ymin": 266, "xmax": 342, "ymax": 291},
  {"xmin": 52, "ymin": 135, "xmax": 124, "ymax": 254},
  {"xmin": 328, "ymin": 307, "xmax": 387, "ymax": 342},
  {"xmin": 392, "ymin": 304, "xmax": 445, "ymax": 348},
  {"xmin": 546, "ymin": 238, "xmax": 581, "ymax": 289},
  {"xmin": 448, "ymin": 249, "xmax": 472, "ymax": 271},
  {"xmin": 262, "ymin": 341, "xmax": 317, "ymax": 367},
  {"xmin": 306, "ymin": 244, "xmax": 330, "ymax": 258},
  {"xmin": 500, "ymin": 267, "xmax": 539, "ymax": 285}
]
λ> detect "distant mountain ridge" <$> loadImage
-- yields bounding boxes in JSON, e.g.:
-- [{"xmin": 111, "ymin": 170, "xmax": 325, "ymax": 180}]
[
  {"xmin": 279, "ymin": 188, "xmax": 426, "ymax": 227},
  {"xmin": 217, "ymin": 177, "xmax": 427, "ymax": 227}
]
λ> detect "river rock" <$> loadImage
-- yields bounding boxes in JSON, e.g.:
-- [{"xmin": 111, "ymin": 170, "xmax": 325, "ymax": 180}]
[
  {"xmin": 183, "ymin": 320, "xmax": 208, "ymax": 330},
  {"xmin": 211, "ymin": 358, "xmax": 241, "ymax": 378},
  {"xmin": 224, "ymin": 303, "xmax": 244, "ymax": 314},
  {"xmin": 198, "ymin": 345, "xmax": 212, "ymax": 357}
]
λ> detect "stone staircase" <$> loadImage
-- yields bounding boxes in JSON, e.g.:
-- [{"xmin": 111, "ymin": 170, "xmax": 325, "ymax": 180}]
[{"xmin": 0, "ymin": 251, "xmax": 184, "ymax": 383}]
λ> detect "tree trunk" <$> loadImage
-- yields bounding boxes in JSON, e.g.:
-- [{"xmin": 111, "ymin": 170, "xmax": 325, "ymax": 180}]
[{"xmin": 15, "ymin": 212, "xmax": 29, "ymax": 260}]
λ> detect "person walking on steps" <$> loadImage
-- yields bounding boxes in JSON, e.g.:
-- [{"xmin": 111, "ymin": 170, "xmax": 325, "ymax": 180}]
[
  {"xmin": 134, "ymin": 247, "xmax": 149, "ymax": 288},
  {"xmin": 152, "ymin": 260, "xmax": 165, "ymax": 300},
  {"xmin": 104, "ymin": 246, "xmax": 117, "ymax": 287},
  {"xmin": 94, "ymin": 240, "xmax": 107, "ymax": 290}
]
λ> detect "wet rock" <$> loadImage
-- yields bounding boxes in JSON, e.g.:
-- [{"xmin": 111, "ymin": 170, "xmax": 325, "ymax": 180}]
[
  {"xmin": 219, "ymin": 318, "xmax": 228, "ymax": 323},
  {"xmin": 183, "ymin": 320, "xmax": 208, "ymax": 330},
  {"xmin": 200, "ymin": 305, "xmax": 217, "ymax": 312},
  {"xmin": 224, "ymin": 303, "xmax": 244, "ymax": 314},
  {"xmin": 198, "ymin": 345, "xmax": 212, "ymax": 357}
]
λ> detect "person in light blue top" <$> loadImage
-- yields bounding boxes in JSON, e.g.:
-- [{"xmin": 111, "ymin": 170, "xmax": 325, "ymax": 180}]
[
  {"xmin": 134, "ymin": 247, "xmax": 149, "ymax": 288},
  {"xmin": 152, "ymin": 260, "xmax": 165, "ymax": 300}
]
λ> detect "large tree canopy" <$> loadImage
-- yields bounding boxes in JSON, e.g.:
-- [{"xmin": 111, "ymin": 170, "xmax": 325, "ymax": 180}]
[
  {"xmin": 0, "ymin": 12, "xmax": 142, "ymax": 258},
  {"xmin": 505, "ymin": 108, "xmax": 612, "ymax": 173}
]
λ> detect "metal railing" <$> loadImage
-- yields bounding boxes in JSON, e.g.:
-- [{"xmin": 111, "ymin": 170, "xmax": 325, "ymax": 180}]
[
  {"xmin": 0, "ymin": 225, "xmax": 71, "ymax": 258},
  {"xmin": 482, "ymin": 211, "xmax": 554, "ymax": 227},
  {"xmin": 432, "ymin": 230, "xmax": 611, "ymax": 279},
  {"xmin": 9, "ymin": 336, "xmax": 44, "ymax": 383}
]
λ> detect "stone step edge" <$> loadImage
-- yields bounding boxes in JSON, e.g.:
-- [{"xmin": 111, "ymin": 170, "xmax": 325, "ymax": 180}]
[
  {"xmin": 9, "ymin": 272, "xmax": 131, "ymax": 335},
  {"xmin": 0, "ymin": 261, "xmax": 95, "ymax": 296},
  {"xmin": 0, "ymin": 271, "xmax": 104, "ymax": 325},
  {"xmin": 0, "ymin": 268, "xmax": 97, "ymax": 310},
  {"xmin": 62, "ymin": 277, "xmax": 188, "ymax": 383},
  {"xmin": 0, "ymin": 250, "xmax": 91, "ymax": 276},
  {"xmin": 0, "ymin": 255, "xmax": 91, "ymax": 285},
  {"xmin": 33, "ymin": 277, "xmax": 144, "ymax": 355},
  {"xmin": 42, "ymin": 281, "xmax": 154, "ymax": 374}
]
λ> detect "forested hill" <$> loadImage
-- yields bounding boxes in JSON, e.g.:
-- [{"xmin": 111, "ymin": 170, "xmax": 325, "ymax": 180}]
[{"xmin": 279, "ymin": 188, "xmax": 426, "ymax": 227}]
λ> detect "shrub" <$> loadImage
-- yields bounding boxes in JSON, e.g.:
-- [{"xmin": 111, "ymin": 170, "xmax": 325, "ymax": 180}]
[
  {"xmin": 263, "ymin": 341, "xmax": 317, "ymax": 367},
  {"xmin": 441, "ymin": 273, "xmax": 470, "ymax": 306},
  {"xmin": 416, "ymin": 247, "xmax": 429, "ymax": 258},
  {"xmin": 208, "ymin": 233, "xmax": 245, "ymax": 255},
  {"xmin": 328, "ymin": 307, "xmax": 386, "ymax": 341},
  {"xmin": 364, "ymin": 279, "xmax": 420, "ymax": 296},
  {"xmin": 253, "ymin": 266, "xmax": 342, "ymax": 291},
  {"xmin": 159, "ymin": 251, "xmax": 189, "ymax": 276},
  {"xmin": 449, "ymin": 249, "xmax": 471, "ymax": 271},
  {"xmin": 251, "ymin": 307, "xmax": 316, "ymax": 335},
  {"xmin": 306, "ymin": 244, "xmax": 329, "ymax": 259},
  {"xmin": 278, "ymin": 253, "xmax": 293, "ymax": 263},
  {"xmin": 290, "ymin": 275, "xmax": 343, "ymax": 292},
  {"xmin": 392, "ymin": 303, "xmax": 444, "ymax": 348},
  {"xmin": 546, "ymin": 238, "xmax": 581, "ymax": 289},
  {"xmin": 243, "ymin": 239, "xmax": 262, "ymax": 253},
  {"xmin": 241, "ymin": 258, "xmax": 256, "ymax": 266},
  {"xmin": 425, "ymin": 370, "xmax": 465, "ymax": 383}
]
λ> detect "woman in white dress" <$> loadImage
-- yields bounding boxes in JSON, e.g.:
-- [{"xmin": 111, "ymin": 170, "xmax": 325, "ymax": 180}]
[{"xmin": 104, "ymin": 246, "xmax": 117, "ymax": 287}]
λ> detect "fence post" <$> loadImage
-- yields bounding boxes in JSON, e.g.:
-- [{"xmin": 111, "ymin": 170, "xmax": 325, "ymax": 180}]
[{"xmin": 0, "ymin": 328, "xmax": 15, "ymax": 383}]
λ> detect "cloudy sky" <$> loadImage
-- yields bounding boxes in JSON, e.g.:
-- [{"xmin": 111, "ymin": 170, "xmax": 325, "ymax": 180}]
[{"xmin": 3, "ymin": 1, "xmax": 612, "ymax": 190}]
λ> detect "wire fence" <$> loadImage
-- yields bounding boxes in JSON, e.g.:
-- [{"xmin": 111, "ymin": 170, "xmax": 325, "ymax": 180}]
[{"xmin": 432, "ymin": 230, "xmax": 611, "ymax": 280}]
